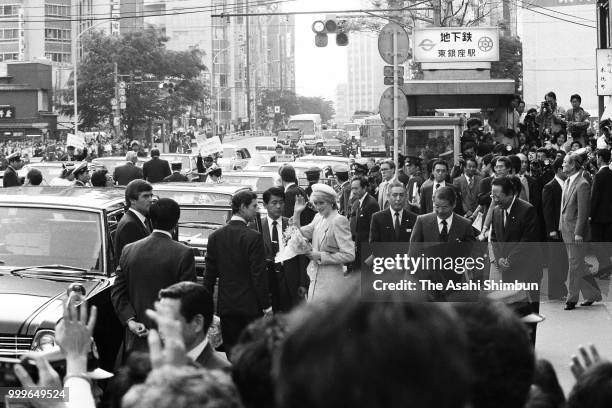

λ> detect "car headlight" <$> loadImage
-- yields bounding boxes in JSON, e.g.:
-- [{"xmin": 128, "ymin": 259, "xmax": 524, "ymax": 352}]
[{"xmin": 31, "ymin": 330, "xmax": 57, "ymax": 352}]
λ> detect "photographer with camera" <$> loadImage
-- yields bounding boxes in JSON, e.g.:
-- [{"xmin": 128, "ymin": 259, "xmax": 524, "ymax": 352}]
[
  {"xmin": 597, "ymin": 119, "xmax": 612, "ymax": 150},
  {"xmin": 565, "ymin": 94, "xmax": 591, "ymax": 146},
  {"xmin": 489, "ymin": 95, "xmax": 521, "ymax": 148},
  {"xmin": 536, "ymin": 91, "xmax": 566, "ymax": 141}
]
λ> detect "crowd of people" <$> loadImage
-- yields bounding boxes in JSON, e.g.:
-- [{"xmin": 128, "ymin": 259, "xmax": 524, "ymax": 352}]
[{"xmin": 4, "ymin": 90, "xmax": 612, "ymax": 407}]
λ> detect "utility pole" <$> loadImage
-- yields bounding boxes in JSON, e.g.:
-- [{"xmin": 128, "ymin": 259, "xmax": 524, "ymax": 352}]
[
  {"xmin": 114, "ymin": 62, "xmax": 122, "ymax": 138},
  {"xmin": 245, "ymin": 0, "xmax": 252, "ymax": 130},
  {"xmin": 433, "ymin": 0, "xmax": 442, "ymax": 26}
]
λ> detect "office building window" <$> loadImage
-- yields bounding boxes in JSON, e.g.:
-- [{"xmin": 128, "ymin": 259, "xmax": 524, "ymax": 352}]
[
  {"xmin": 45, "ymin": 52, "xmax": 71, "ymax": 63},
  {"xmin": 0, "ymin": 29, "xmax": 18, "ymax": 41},
  {"xmin": 45, "ymin": 28, "xmax": 71, "ymax": 42},
  {"xmin": 0, "ymin": 53, "xmax": 18, "ymax": 61},
  {"xmin": 45, "ymin": 4, "xmax": 70, "ymax": 17},
  {"xmin": 0, "ymin": 5, "xmax": 19, "ymax": 16}
]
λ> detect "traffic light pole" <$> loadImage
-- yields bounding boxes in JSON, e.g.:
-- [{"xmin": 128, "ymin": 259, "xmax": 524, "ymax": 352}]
[{"xmin": 393, "ymin": 29, "xmax": 399, "ymax": 178}]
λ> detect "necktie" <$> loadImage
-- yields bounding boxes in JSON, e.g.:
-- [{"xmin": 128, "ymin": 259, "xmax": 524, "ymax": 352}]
[
  {"xmin": 272, "ymin": 220, "xmax": 279, "ymax": 255},
  {"xmin": 146, "ymin": 218, "xmax": 153, "ymax": 233},
  {"xmin": 503, "ymin": 209, "xmax": 509, "ymax": 227},
  {"xmin": 394, "ymin": 212, "xmax": 401, "ymax": 240},
  {"xmin": 467, "ymin": 177, "xmax": 472, "ymax": 188},
  {"xmin": 440, "ymin": 219, "xmax": 448, "ymax": 242},
  {"xmin": 562, "ymin": 179, "xmax": 570, "ymax": 207}
]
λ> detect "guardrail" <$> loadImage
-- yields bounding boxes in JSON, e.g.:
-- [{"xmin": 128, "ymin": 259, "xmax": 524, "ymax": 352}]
[{"xmin": 222, "ymin": 130, "xmax": 274, "ymax": 142}]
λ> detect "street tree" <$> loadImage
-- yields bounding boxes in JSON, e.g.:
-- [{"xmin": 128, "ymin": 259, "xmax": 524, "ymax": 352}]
[
  {"xmin": 63, "ymin": 27, "xmax": 207, "ymax": 137},
  {"xmin": 256, "ymin": 90, "xmax": 336, "ymax": 130}
]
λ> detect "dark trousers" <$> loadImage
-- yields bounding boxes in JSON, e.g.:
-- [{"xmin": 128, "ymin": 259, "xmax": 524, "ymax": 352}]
[
  {"xmin": 220, "ymin": 313, "xmax": 262, "ymax": 360},
  {"xmin": 591, "ymin": 222, "xmax": 612, "ymax": 274},
  {"xmin": 547, "ymin": 237, "xmax": 568, "ymax": 299}
]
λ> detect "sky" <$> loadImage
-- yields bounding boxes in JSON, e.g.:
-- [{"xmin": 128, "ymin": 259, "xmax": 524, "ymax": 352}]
[{"xmin": 284, "ymin": 0, "xmax": 360, "ymax": 100}]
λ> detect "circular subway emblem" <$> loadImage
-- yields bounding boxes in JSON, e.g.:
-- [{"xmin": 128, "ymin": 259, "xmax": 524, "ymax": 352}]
[{"xmin": 477, "ymin": 36, "xmax": 494, "ymax": 52}]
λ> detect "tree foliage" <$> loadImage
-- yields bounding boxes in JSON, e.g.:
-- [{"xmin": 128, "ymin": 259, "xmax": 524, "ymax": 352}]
[
  {"xmin": 64, "ymin": 27, "xmax": 207, "ymax": 136},
  {"xmin": 491, "ymin": 36, "xmax": 523, "ymax": 93},
  {"xmin": 256, "ymin": 90, "xmax": 336, "ymax": 130}
]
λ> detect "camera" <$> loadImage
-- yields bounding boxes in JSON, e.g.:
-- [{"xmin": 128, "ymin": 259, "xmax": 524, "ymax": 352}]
[{"xmin": 541, "ymin": 101, "xmax": 551, "ymax": 112}]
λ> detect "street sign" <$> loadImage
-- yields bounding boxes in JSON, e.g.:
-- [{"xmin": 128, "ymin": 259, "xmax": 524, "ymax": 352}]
[
  {"xmin": 119, "ymin": 95, "xmax": 127, "ymax": 103},
  {"xmin": 274, "ymin": 106, "xmax": 280, "ymax": 113},
  {"xmin": 113, "ymin": 117, "xmax": 120, "ymax": 126},
  {"xmin": 597, "ymin": 49, "xmax": 612, "ymax": 96},
  {"xmin": 384, "ymin": 76, "xmax": 404, "ymax": 86},
  {"xmin": 110, "ymin": 98, "xmax": 118, "ymax": 106},
  {"xmin": 413, "ymin": 27, "xmax": 499, "ymax": 63},
  {"xmin": 119, "ymin": 88, "xmax": 126, "ymax": 96},
  {"xmin": 378, "ymin": 23, "xmax": 410, "ymax": 65},
  {"xmin": 120, "ymin": 102, "xmax": 127, "ymax": 109},
  {"xmin": 0, "ymin": 105, "xmax": 15, "ymax": 119},
  {"xmin": 119, "ymin": 81, "xmax": 126, "ymax": 89},
  {"xmin": 378, "ymin": 86, "xmax": 408, "ymax": 129},
  {"xmin": 384, "ymin": 66, "xmax": 404, "ymax": 77}
]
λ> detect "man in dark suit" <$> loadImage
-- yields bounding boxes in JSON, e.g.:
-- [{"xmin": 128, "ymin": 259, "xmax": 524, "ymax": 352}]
[
  {"xmin": 542, "ymin": 158, "xmax": 569, "ymax": 299},
  {"xmin": 452, "ymin": 157, "xmax": 482, "ymax": 218},
  {"xmin": 349, "ymin": 176, "xmax": 380, "ymax": 271},
  {"xmin": 163, "ymin": 161, "xmax": 189, "ymax": 182},
  {"xmin": 114, "ymin": 151, "xmax": 144, "ymax": 186},
  {"xmin": 280, "ymin": 164, "xmax": 315, "ymax": 226},
  {"xmin": 111, "ymin": 198, "xmax": 196, "ymax": 354},
  {"xmin": 409, "ymin": 186, "xmax": 477, "ymax": 299},
  {"xmin": 261, "ymin": 187, "xmax": 310, "ymax": 313},
  {"xmin": 158, "ymin": 282, "xmax": 230, "ymax": 370},
  {"xmin": 115, "ymin": 179, "xmax": 153, "ymax": 259},
  {"xmin": 590, "ymin": 148, "xmax": 612, "ymax": 279},
  {"xmin": 420, "ymin": 160, "xmax": 463, "ymax": 215},
  {"xmin": 370, "ymin": 181, "xmax": 418, "ymax": 243},
  {"xmin": 204, "ymin": 190, "xmax": 270, "ymax": 359},
  {"xmin": 143, "ymin": 148, "xmax": 171, "ymax": 183},
  {"xmin": 334, "ymin": 165, "xmax": 351, "ymax": 217},
  {"xmin": 490, "ymin": 176, "xmax": 541, "ymax": 343},
  {"xmin": 2, "ymin": 152, "xmax": 23, "ymax": 187}
]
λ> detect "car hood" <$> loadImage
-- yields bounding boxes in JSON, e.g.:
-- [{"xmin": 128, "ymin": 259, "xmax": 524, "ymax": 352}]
[{"xmin": 0, "ymin": 273, "xmax": 103, "ymax": 334}]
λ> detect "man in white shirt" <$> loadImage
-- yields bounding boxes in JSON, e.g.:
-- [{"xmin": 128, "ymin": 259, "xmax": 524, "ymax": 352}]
[
  {"xmin": 377, "ymin": 160, "xmax": 396, "ymax": 210},
  {"xmin": 158, "ymin": 282, "xmax": 230, "ymax": 369}
]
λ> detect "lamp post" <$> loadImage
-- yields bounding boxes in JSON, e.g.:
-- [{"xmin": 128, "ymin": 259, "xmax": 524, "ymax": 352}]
[
  {"xmin": 211, "ymin": 43, "xmax": 243, "ymax": 137},
  {"xmin": 72, "ymin": 20, "xmax": 108, "ymax": 137}
]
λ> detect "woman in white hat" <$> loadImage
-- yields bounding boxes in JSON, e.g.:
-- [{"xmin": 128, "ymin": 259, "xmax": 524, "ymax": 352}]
[{"xmin": 293, "ymin": 183, "xmax": 355, "ymax": 300}]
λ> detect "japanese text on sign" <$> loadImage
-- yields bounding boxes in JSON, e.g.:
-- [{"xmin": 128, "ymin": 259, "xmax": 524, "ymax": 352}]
[
  {"xmin": 413, "ymin": 27, "xmax": 499, "ymax": 63},
  {"xmin": 596, "ymin": 49, "xmax": 612, "ymax": 96},
  {"xmin": 0, "ymin": 106, "xmax": 15, "ymax": 119}
]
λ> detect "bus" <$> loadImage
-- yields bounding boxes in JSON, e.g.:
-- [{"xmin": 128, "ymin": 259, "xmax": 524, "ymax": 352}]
[
  {"xmin": 288, "ymin": 114, "xmax": 323, "ymax": 153},
  {"xmin": 359, "ymin": 115, "xmax": 388, "ymax": 157},
  {"xmin": 343, "ymin": 123, "xmax": 361, "ymax": 140}
]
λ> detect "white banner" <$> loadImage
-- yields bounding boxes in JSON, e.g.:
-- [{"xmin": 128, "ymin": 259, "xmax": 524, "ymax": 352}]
[
  {"xmin": 597, "ymin": 49, "xmax": 612, "ymax": 96},
  {"xmin": 66, "ymin": 133, "xmax": 86, "ymax": 149},
  {"xmin": 414, "ymin": 27, "xmax": 499, "ymax": 63},
  {"xmin": 198, "ymin": 136, "xmax": 222, "ymax": 156}
]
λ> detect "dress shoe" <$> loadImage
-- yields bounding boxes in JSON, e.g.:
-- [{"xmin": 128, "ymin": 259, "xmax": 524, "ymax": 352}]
[
  {"xmin": 580, "ymin": 298, "xmax": 602, "ymax": 306},
  {"xmin": 564, "ymin": 302, "xmax": 576, "ymax": 310}
]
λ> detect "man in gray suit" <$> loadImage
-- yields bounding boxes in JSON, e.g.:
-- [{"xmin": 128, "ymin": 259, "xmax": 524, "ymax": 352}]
[
  {"xmin": 114, "ymin": 151, "xmax": 144, "ymax": 186},
  {"xmin": 453, "ymin": 157, "xmax": 482, "ymax": 218},
  {"xmin": 560, "ymin": 153, "xmax": 601, "ymax": 310}
]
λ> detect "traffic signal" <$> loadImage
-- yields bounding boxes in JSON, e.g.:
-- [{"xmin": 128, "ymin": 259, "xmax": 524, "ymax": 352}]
[
  {"xmin": 133, "ymin": 70, "xmax": 143, "ymax": 85},
  {"xmin": 158, "ymin": 80, "xmax": 175, "ymax": 95},
  {"xmin": 312, "ymin": 17, "xmax": 348, "ymax": 47}
]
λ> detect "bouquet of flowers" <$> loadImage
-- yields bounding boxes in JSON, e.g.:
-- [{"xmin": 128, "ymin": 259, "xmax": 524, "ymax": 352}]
[{"xmin": 275, "ymin": 225, "xmax": 312, "ymax": 263}]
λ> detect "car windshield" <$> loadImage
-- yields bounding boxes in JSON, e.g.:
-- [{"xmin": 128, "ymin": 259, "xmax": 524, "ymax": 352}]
[
  {"xmin": 322, "ymin": 130, "xmax": 345, "ymax": 140},
  {"xmin": 0, "ymin": 207, "xmax": 102, "ymax": 271},
  {"xmin": 177, "ymin": 208, "xmax": 231, "ymax": 241}
]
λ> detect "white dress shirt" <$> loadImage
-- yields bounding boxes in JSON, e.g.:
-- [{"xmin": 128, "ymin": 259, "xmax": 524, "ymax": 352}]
[
  {"xmin": 152, "ymin": 229, "xmax": 172, "ymax": 239},
  {"xmin": 437, "ymin": 213, "xmax": 454, "ymax": 234},
  {"xmin": 129, "ymin": 208, "xmax": 148, "ymax": 230},
  {"xmin": 267, "ymin": 216, "xmax": 285, "ymax": 252},
  {"xmin": 389, "ymin": 207, "xmax": 404, "ymax": 221},
  {"xmin": 186, "ymin": 337, "xmax": 209, "ymax": 361},
  {"xmin": 230, "ymin": 215, "xmax": 247, "ymax": 224},
  {"xmin": 284, "ymin": 182, "xmax": 296, "ymax": 192}
]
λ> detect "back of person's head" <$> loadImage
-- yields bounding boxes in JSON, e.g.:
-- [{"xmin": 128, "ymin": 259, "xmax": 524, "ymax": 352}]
[
  {"xmin": 91, "ymin": 169, "xmax": 109, "ymax": 187},
  {"xmin": 596, "ymin": 148, "xmax": 611, "ymax": 164},
  {"xmin": 105, "ymin": 351, "xmax": 152, "ymax": 408},
  {"xmin": 276, "ymin": 296, "xmax": 471, "ymax": 408},
  {"xmin": 232, "ymin": 315, "xmax": 288, "ymax": 408},
  {"xmin": 149, "ymin": 198, "xmax": 180, "ymax": 231},
  {"xmin": 126, "ymin": 151, "xmax": 138, "ymax": 163},
  {"xmin": 533, "ymin": 359, "xmax": 565, "ymax": 407},
  {"xmin": 26, "ymin": 168, "xmax": 42, "ymax": 185},
  {"xmin": 483, "ymin": 153, "xmax": 495, "ymax": 167},
  {"xmin": 159, "ymin": 282, "xmax": 214, "ymax": 333},
  {"xmin": 508, "ymin": 155, "xmax": 521, "ymax": 174},
  {"xmin": 552, "ymin": 157, "xmax": 564, "ymax": 174},
  {"xmin": 150, "ymin": 148, "xmax": 160, "ymax": 157},
  {"xmin": 567, "ymin": 362, "xmax": 612, "ymax": 408},
  {"xmin": 279, "ymin": 165, "xmax": 297, "ymax": 183},
  {"xmin": 524, "ymin": 386, "xmax": 560, "ymax": 408},
  {"xmin": 125, "ymin": 179, "xmax": 152, "ymax": 207},
  {"xmin": 122, "ymin": 366, "xmax": 242, "ymax": 408},
  {"xmin": 453, "ymin": 301, "xmax": 535, "ymax": 408},
  {"xmin": 231, "ymin": 190, "xmax": 258, "ymax": 215}
]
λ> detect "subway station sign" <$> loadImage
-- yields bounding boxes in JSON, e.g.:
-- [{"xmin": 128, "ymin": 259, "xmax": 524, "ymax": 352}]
[
  {"xmin": 597, "ymin": 49, "xmax": 612, "ymax": 96},
  {"xmin": 413, "ymin": 27, "xmax": 499, "ymax": 63},
  {"xmin": 0, "ymin": 106, "xmax": 15, "ymax": 119}
]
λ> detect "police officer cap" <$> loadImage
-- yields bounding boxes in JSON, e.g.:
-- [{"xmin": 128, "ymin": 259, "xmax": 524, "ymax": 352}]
[
  {"xmin": 466, "ymin": 118, "xmax": 483, "ymax": 128},
  {"xmin": 6, "ymin": 152, "xmax": 21, "ymax": 161},
  {"xmin": 333, "ymin": 164, "xmax": 349, "ymax": 175},
  {"xmin": 171, "ymin": 161, "xmax": 183, "ymax": 170},
  {"xmin": 130, "ymin": 140, "xmax": 140, "ymax": 146},
  {"xmin": 73, "ymin": 161, "xmax": 89, "ymax": 175},
  {"xmin": 353, "ymin": 163, "xmax": 368, "ymax": 173},
  {"xmin": 305, "ymin": 167, "xmax": 321, "ymax": 180}
]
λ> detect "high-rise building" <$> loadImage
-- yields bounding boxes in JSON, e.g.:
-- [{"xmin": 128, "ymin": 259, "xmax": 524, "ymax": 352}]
[
  {"xmin": 346, "ymin": 31, "xmax": 387, "ymax": 116},
  {"xmin": 334, "ymin": 83, "xmax": 350, "ymax": 124}
]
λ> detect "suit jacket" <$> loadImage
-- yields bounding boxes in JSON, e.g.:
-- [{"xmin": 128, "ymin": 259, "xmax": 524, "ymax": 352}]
[
  {"xmin": 370, "ymin": 208, "xmax": 418, "ymax": 242},
  {"xmin": 163, "ymin": 172, "xmax": 189, "ymax": 182},
  {"xmin": 111, "ymin": 232, "xmax": 196, "ymax": 327},
  {"xmin": 143, "ymin": 157, "xmax": 171, "ymax": 183},
  {"xmin": 561, "ymin": 173, "xmax": 591, "ymax": 239},
  {"xmin": 350, "ymin": 193, "xmax": 380, "ymax": 244},
  {"xmin": 193, "ymin": 342, "xmax": 231, "ymax": 370},
  {"xmin": 114, "ymin": 210, "xmax": 150, "ymax": 260},
  {"xmin": 419, "ymin": 182, "xmax": 464, "ymax": 215},
  {"xmin": 2, "ymin": 166, "xmax": 21, "ymax": 188},
  {"xmin": 491, "ymin": 198, "xmax": 541, "ymax": 283},
  {"xmin": 477, "ymin": 176, "xmax": 494, "ymax": 208},
  {"xmin": 338, "ymin": 181, "xmax": 351, "ymax": 217},
  {"xmin": 283, "ymin": 183, "xmax": 316, "ymax": 226},
  {"xmin": 377, "ymin": 179, "xmax": 393, "ymax": 209},
  {"xmin": 409, "ymin": 212, "xmax": 476, "ymax": 244},
  {"xmin": 453, "ymin": 173, "xmax": 482, "ymax": 215},
  {"xmin": 542, "ymin": 178, "xmax": 563, "ymax": 235},
  {"xmin": 203, "ymin": 220, "xmax": 270, "ymax": 316},
  {"xmin": 261, "ymin": 217, "xmax": 310, "ymax": 310},
  {"xmin": 590, "ymin": 167, "xmax": 612, "ymax": 224},
  {"xmin": 113, "ymin": 162, "xmax": 144, "ymax": 186}
]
